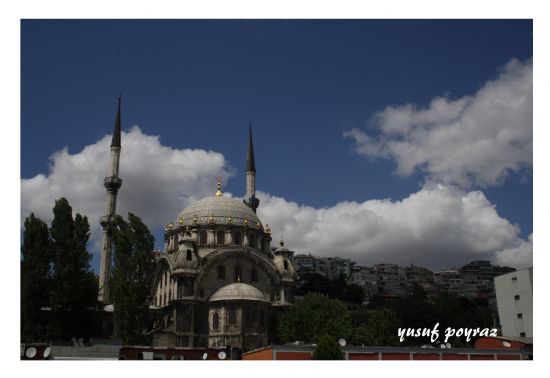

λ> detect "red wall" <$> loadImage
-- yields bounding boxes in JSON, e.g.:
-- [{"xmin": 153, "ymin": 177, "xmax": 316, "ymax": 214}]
[
  {"xmin": 496, "ymin": 354, "xmax": 521, "ymax": 360},
  {"xmin": 242, "ymin": 347, "xmax": 273, "ymax": 360},
  {"xmin": 276, "ymin": 351, "xmax": 312, "ymax": 360},
  {"xmin": 381, "ymin": 353, "xmax": 410, "ymax": 360},
  {"xmin": 441, "ymin": 354, "xmax": 469, "ymax": 360},
  {"xmin": 348, "ymin": 353, "xmax": 379, "ymax": 360},
  {"xmin": 470, "ymin": 354, "xmax": 495, "ymax": 360},
  {"xmin": 412, "ymin": 353, "xmax": 440, "ymax": 360}
]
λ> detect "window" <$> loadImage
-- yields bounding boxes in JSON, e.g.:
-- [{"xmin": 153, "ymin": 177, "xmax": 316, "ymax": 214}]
[
  {"xmin": 234, "ymin": 266, "xmax": 242, "ymax": 282},
  {"xmin": 520, "ymin": 332, "xmax": 526, "ymax": 337},
  {"xmin": 512, "ymin": 277, "xmax": 517, "ymax": 282},
  {"xmin": 228, "ymin": 306, "xmax": 237, "ymax": 325},
  {"xmin": 517, "ymin": 313, "xmax": 523, "ymax": 319},
  {"xmin": 216, "ymin": 230, "xmax": 225, "ymax": 245},
  {"xmin": 245, "ymin": 306, "xmax": 257, "ymax": 327},
  {"xmin": 250, "ymin": 268, "xmax": 258, "ymax": 282},
  {"xmin": 233, "ymin": 232, "xmax": 241, "ymax": 245},
  {"xmin": 212, "ymin": 312, "xmax": 220, "ymax": 331},
  {"xmin": 259, "ymin": 310, "xmax": 265, "ymax": 327},
  {"xmin": 199, "ymin": 231, "xmax": 208, "ymax": 245},
  {"xmin": 284, "ymin": 259, "xmax": 289, "ymax": 270},
  {"xmin": 514, "ymin": 295, "xmax": 520, "ymax": 301},
  {"xmin": 186, "ymin": 249, "xmax": 192, "ymax": 261},
  {"xmin": 249, "ymin": 234, "xmax": 256, "ymax": 248},
  {"xmin": 217, "ymin": 265, "xmax": 225, "ymax": 279}
]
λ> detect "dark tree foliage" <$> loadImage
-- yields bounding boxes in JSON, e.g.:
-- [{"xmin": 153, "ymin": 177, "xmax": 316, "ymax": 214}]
[
  {"xmin": 278, "ymin": 293, "xmax": 352, "ymax": 344},
  {"xmin": 312, "ymin": 334, "xmax": 344, "ymax": 360},
  {"xmin": 111, "ymin": 213, "xmax": 155, "ymax": 345},
  {"xmin": 295, "ymin": 273, "xmax": 333, "ymax": 296},
  {"xmin": 49, "ymin": 198, "xmax": 97, "ymax": 339},
  {"xmin": 342, "ymin": 284, "xmax": 365, "ymax": 305},
  {"xmin": 296, "ymin": 273, "xmax": 364, "ymax": 304},
  {"xmin": 349, "ymin": 308, "xmax": 400, "ymax": 347},
  {"xmin": 360, "ymin": 292, "xmax": 494, "ymax": 347},
  {"xmin": 21, "ymin": 213, "xmax": 52, "ymax": 342}
]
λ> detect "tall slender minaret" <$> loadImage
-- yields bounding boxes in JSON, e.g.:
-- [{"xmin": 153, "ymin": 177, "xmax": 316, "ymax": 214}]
[
  {"xmin": 98, "ymin": 96, "xmax": 123, "ymax": 304},
  {"xmin": 243, "ymin": 123, "xmax": 259, "ymax": 212}
]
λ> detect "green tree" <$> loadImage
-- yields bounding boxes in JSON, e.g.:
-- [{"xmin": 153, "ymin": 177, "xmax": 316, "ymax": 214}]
[
  {"xmin": 278, "ymin": 293, "xmax": 352, "ymax": 343},
  {"xmin": 111, "ymin": 213, "xmax": 155, "ymax": 345},
  {"xmin": 312, "ymin": 334, "xmax": 344, "ymax": 360},
  {"xmin": 21, "ymin": 213, "xmax": 52, "ymax": 342},
  {"xmin": 351, "ymin": 308, "xmax": 400, "ymax": 346},
  {"xmin": 49, "ymin": 198, "xmax": 97, "ymax": 339}
]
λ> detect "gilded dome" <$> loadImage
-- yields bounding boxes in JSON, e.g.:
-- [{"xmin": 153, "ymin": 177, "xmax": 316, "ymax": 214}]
[
  {"xmin": 175, "ymin": 196, "xmax": 262, "ymax": 228},
  {"xmin": 209, "ymin": 282, "xmax": 269, "ymax": 302}
]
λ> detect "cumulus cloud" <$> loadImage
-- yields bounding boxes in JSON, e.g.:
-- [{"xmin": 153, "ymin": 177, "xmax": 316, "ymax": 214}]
[
  {"xmin": 257, "ymin": 185, "xmax": 532, "ymax": 270},
  {"xmin": 344, "ymin": 58, "xmax": 533, "ymax": 189},
  {"xmin": 21, "ymin": 126, "xmax": 232, "ymax": 255},
  {"xmin": 21, "ymin": 126, "xmax": 532, "ymax": 272}
]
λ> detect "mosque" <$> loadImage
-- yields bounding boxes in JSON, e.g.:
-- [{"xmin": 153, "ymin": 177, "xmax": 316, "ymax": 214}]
[{"xmin": 97, "ymin": 97, "xmax": 296, "ymax": 355}]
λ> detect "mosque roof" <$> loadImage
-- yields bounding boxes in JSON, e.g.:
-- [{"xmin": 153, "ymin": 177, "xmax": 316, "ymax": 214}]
[
  {"xmin": 209, "ymin": 282, "xmax": 269, "ymax": 303},
  {"xmin": 175, "ymin": 195, "xmax": 262, "ymax": 228}
]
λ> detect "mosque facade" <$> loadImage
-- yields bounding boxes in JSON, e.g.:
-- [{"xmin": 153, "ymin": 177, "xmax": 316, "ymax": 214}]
[{"xmin": 98, "ymin": 98, "xmax": 296, "ymax": 354}]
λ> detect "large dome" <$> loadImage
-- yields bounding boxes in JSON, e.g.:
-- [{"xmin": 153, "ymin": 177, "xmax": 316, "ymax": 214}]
[
  {"xmin": 175, "ymin": 196, "xmax": 262, "ymax": 228},
  {"xmin": 209, "ymin": 282, "xmax": 269, "ymax": 302}
]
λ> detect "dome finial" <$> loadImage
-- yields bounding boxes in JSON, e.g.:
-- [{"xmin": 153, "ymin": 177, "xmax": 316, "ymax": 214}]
[
  {"xmin": 215, "ymin": 176, "xmax": 223, "ymax": 197},
  {"xmin": 280, "ymin": 235, "xmax": 285, "ymax": 247}
]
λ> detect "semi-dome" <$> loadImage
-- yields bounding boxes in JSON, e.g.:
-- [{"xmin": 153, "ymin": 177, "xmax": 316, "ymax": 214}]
[
  {"xmin": 175, "ymin": 196, "xmax": 262, "ymax": 228},
  {"xmin": 209, "ymin": 282, "xmax": 269, "ymax": 302}
]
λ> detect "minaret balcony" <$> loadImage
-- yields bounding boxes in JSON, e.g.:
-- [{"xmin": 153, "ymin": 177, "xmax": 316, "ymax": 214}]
[
  {"xmin": 100, "ymin": 215, "xmax": 115, "ymax": 227},
  {"xmin": 104, "ymin": 176, "xmax": 122, "ymax": 192}
]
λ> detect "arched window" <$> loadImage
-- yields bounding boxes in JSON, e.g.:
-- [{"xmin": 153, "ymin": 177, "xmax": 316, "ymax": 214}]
[
  {"xmin": 186, "ymin": 249, "xmax": 192, "ymax": 261},
  {"xmin": 249, "ymin": 234, "xmax": 256, "ymax": 248},
  {"xmin": 233, "ymin": 232, "xmax": 241, "ymax": 245},
  {"xmin": 217, "ymin": 265, "xmax": 225, "ymax": 279},
  {"xmin": 212, "ymin": 312, "xmax": 220, "ymax": 331},
  {"xmin": 199, "ymin": 231, "xmax": 208, "ymax": 245},
  {"xmin": 216, "ymin": 230, "xmax": 225, "ymax": 245},
  {"xmin": 250, "ymin": 268, "xmax": 258, "ymax": 282},
  {"xmin": 234, "ymin": 266, "xmax": 242, "ymax": 282},
  {"xmin": 284, "ymin": 259, "xmax": 289, "ymax": 270}
]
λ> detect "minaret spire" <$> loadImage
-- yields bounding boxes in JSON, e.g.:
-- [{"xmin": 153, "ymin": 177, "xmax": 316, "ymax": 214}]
[
  {"xmin": 246, "ymin": 123, "xmax": 256, "ymax": 172},
  {"xmin": 98, "ymin": 96, "xmax": 123, "ymax": 304},
  {"xmin": 244, "ymin": 122, "xmax": 259, "ymax": 212},
  {"xmin": 111, "ymin": 95, "xmax": 121, "ymax": 147}
]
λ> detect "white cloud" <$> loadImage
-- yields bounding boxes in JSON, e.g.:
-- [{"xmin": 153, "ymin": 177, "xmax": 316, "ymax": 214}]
[
  {"xmin": 21, "ymin": 126, "xmax": 532, "ymax": 271},
  {"xmin": 344, "ymin": 58, "xmax": 533, "ymax": 189},
  {"xmin": 257, "ymin": 184, "xmax": 532, "ymax": 270},
  {"xmin": 21, "ymin": 126, "xmax": 232, "ymax": 255}
]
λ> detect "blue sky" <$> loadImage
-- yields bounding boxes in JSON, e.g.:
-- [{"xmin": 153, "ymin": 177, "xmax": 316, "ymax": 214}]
[{"xmin": 21, "ymin": 20, "xmax": 533, "ymax": 271}]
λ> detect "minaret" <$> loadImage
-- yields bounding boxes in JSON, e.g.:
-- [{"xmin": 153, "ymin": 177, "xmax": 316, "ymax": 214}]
[
  {"xmin": 243, "ymin": 123, "xmax": 259, "ymax": 212},
  {"xmin": 98, "ymin": 96, "xmax": 123, "ymax": 304}
]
